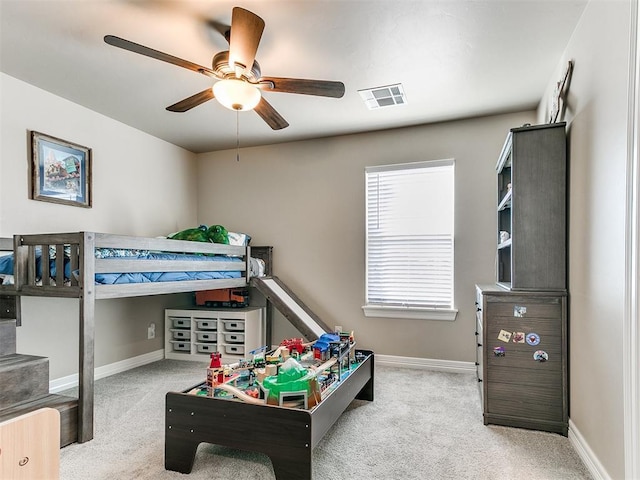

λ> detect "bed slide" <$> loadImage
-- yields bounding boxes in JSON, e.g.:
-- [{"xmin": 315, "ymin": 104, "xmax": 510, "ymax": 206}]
[{"xmin": 251, "ymin": 276, "xmax": 332, "ymax": 341}]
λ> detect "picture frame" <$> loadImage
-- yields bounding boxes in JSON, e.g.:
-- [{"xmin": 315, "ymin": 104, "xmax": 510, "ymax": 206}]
[{"xmin": 30, "ymin": 131, "xmax": 92, "ymax": 208}]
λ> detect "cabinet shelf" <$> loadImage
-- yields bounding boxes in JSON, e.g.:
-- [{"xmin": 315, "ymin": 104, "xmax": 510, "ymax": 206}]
[
  {"xmin": 497, "ymin": 190, "xmax": 512, "ymax": 211},
  {"xmin": 497, "ymin": 238, "xmax": 512, "ymax": 249}
]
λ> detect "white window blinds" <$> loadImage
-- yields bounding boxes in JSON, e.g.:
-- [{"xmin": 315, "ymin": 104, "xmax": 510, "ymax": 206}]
[{"xmin": 365, "ymin": 160, "xmax": 454, "ymax": 309}]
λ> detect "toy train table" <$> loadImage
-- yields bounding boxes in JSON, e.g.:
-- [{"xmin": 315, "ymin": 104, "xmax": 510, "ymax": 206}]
[
  {"xmin": 164, "ymin": 348, "xmax": 374, "ymax": 479},
  {"xmin": 165, "ymin": 277, "xmax": 374, "ymax": 480}
]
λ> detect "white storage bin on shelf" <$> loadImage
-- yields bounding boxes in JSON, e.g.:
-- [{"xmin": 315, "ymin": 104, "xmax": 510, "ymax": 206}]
[
  {"xmin": 172, "ymin": 317, "xmax": 190, "ymax": 329},
  {"xmin": 170, "ymin": 341, "xmax": 190, "ymax": 352},
  {"xmin": 195, "ymin": 319, "xmax": 217, "ymax": 331},
  {"xmin": 195, "ymin": 331, "xmax": 217, "ymax": 342},
  {"xmin": 196, "ymin": 343, "xmax": 218, "ymax": 354},
  {"xmin": 171, "ymin": 329, "xmax": 191, "ymax": 340},
  {"xmin": 224, "ymin": 345, "xmax": 244, "ymax": 355},
  {"xmin": 222, "ymin": 321, "xmax": 244, "ymax": 331},
  {"xmin": 164, "ymin": 307, "xmax": 264, "ymax": 361},
  {"xmin": 224, "ymin": 333, "xmax": 244, "ymax": 344}
]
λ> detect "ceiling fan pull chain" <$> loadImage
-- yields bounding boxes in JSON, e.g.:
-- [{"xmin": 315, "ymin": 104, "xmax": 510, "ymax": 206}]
[{"xmin": 236, "ymin": 110, "xmax": 240, "ymax": 162}]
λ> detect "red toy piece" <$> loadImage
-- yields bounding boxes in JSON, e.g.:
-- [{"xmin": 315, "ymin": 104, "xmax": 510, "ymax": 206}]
[
  {"xmin": 209, "ymin": 352, "xmax": 222, "ymax": 368},
  {"xmin": 280, "ymin": 338, "xmax": 306, "ymax": 355}
]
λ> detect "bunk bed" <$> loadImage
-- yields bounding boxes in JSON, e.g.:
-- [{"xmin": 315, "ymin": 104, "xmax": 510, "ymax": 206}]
[{"xmin": 0, "ymin": 231, "xmax": 266, "ymax": 443}]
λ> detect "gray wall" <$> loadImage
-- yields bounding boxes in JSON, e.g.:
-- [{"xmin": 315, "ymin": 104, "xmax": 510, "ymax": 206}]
[
  {"xmin": 0, "ymin": 73, "xmax": 198, "ymax": 379},
  {"xmin": 537, "ymin": 1, "xmax": 632, "ymax": 477},
  {"xmin": 195, "ymin": 111, "xmax": 535, "ymax": 361}
]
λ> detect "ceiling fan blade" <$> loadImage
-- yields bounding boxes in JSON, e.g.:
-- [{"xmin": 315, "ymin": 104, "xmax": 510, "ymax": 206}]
[
  {"xmin": 104, "ymin": 35, "xmax": 216, "ymax": 78},
  {"xmin": 206, "ymin": 20, "xmax": 231, "ymax": 44},
  {"xmin": 254, "ymin": 97, "xmax": 289, "ymax": 130},
  {"xmin": 228, "ymin": 7, "xmax": 265, "ymax": 74},
  {"xmin": 257, "ymin": 77, "xmax": 345, "ymax": 98},
  {"xmin": 166, "ymin": 89, "xmax": 215, "ymax": 112}
]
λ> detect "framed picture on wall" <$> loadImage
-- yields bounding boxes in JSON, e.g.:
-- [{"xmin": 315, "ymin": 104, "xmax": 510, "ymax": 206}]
[{"xmin": 30, "ymin": 131, "xmax": 92, "ymax": 208}]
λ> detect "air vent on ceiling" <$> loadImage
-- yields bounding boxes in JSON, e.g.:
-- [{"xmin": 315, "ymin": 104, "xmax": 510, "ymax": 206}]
[{"xmin": 358, "ymin": 83, "xmax": 406, "ymax": 109}]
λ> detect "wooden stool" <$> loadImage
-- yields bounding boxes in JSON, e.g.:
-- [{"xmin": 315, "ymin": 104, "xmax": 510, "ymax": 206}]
[{"xmin": 0, "ymin": 408, "xmax": 60, "ymax": 479}]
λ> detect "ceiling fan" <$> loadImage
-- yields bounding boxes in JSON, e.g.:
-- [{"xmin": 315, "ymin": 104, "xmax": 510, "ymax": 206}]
[{"xmin": 104, "ymin": 6, "xmax": 345, "ymax": 130}]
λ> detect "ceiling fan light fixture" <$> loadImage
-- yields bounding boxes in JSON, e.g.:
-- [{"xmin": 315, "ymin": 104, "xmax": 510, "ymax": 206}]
[{"xmin": 213, "ymin": 78, "xmax": 261, "ymax": 111}]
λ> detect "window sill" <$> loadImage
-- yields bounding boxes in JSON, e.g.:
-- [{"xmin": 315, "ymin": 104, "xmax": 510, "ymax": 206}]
[{"xmin": 362, "ymin": 305, "xmax": 458, "ymax": 321}]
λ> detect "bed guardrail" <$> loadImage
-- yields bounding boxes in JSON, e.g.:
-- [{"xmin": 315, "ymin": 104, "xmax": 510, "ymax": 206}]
[{"xmin": 12, "ymin": 232, "xmax": 251, "ymax": 299}]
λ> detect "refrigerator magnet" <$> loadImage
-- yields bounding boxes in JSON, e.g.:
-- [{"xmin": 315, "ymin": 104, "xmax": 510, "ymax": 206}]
[
  {"xmin": 497, "ymin": 329, "xmax": 512, "ymax": 343},
  {"xmin": 526, "ymin": 333, "xmax": 541, "ymax": 346},
  {"xmin": 533, "ymin": 350, "xmax": 549, "ymax": 362}
]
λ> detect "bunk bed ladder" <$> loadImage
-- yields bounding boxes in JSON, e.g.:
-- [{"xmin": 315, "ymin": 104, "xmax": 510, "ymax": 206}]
[{"xmin": 0, "ymin": 292, "xmax": 78, "ymax": 448}]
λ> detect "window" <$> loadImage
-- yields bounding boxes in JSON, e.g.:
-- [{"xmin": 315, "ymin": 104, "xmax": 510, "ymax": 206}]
[{"xmin": 363, "ymin": 159, "xmax": 456, "ymax": 321}]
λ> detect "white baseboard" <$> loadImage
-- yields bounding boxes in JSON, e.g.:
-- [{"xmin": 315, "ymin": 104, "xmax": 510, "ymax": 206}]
[
  {"xmin": 375, "ymin": 354, "xmax": 476, "ymax": 374},
  {"xmin": 49, "ymin": 349, "xmax": 165, "ymax": 393},
  {"xmin": 568, "ymin": 419, "xmax": 611, "ymax": 480}
]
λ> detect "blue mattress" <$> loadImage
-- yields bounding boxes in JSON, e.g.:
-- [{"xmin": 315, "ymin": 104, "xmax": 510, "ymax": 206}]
[{"xmin": 0, "ymin": 251, "xmax": 243, "ymax": 285}]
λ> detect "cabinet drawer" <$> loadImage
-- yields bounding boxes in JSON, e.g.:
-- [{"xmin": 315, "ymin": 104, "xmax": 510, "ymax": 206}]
[
  {"xmin": 195, "ymin": 331, "xmax": 217, "ymax": 342},
  {"xmin": 195, "ymin": 343, "xmax": 218, "ymax": 354},
  {"xmin": 487, "ymin": 383, "xmax": 564, "ymax": 422},
  {"xmin": 486, "ymin": 344, "xmax": 562, "ymax": 369},
  {"xmin": 222, "ymin": 320, "xmax": 245, "ymax": 332},
  {"xmin": 487, "ymin": 301, "xmax": 561, "ymax": 319},
  {"xmin": 224, "ymin": 333, "xmax": 244, "ymax": 344},
  {"xmin": 486, "ymin": 317, "xmax": 561, "ymax": 339},
  {"xmin": 195, "ymin": 319, "xmax": 217, "ymax": 331},
  {"xmin": 170, "ymin": 317, "xmax": 190, "ymax": 329},
  {"xmin": 486, "ymin": 364, "xmax": 562, "ymax": 387},
  {"xmin": 224, "ymin": 345, "xmax": 244, "ymax": 355},
  {"xmin": 171, "ymin": 329, "xmax": 191, "ymax": 340}
]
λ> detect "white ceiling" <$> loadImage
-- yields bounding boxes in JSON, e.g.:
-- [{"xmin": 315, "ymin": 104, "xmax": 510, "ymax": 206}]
[{"xmin": 0, "ymin": 0, "xmax": 587, "ymax": 153}]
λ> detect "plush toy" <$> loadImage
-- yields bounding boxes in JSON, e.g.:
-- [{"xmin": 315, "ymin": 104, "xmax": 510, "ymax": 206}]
[
  {"xmin": 206, "ymin": 225, "xmax": 229, "ymax": 244},
  {"xmin": 168, "ymin": 224, "xmax": 229, "ymax": 244},
  {"xmin": 168, "ymin": 225, "xmax": 209, "ymax": 243}
]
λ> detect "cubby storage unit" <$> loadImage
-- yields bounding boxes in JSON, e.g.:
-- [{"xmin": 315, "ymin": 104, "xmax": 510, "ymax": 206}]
[
  {"xmin": 165, "ymin": 307, "xmax": 264, "ymax": 361},
  {"xmin": 496, "ymin": 122, "xmax": 567, "ymax": 291}
]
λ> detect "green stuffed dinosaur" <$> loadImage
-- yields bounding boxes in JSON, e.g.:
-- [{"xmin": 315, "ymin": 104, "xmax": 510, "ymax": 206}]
[
  {"xmin": 206, "ymin": 225, "xmax": 229, "ymax": 244},
  {"xmin": 168, "ymin": 224, "xmax": 229, "ymax": 244}
]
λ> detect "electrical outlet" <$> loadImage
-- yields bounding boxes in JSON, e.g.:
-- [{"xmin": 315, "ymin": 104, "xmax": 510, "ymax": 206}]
[{"xmin": 147, "ymin": 323, "xmax": 156, "ymax": 340}]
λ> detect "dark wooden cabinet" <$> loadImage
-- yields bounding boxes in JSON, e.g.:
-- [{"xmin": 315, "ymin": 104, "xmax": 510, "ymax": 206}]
[
  {"xmin": 476, "ymin": 122, "xmax": 568, "ymax": 436},
  {"xmin": 496, "ymin": 122, "xmax": 567, "ymax": 291},
  {"xmin": 475, "ymin": 285, "xmax": 568, "ymax": 435}
]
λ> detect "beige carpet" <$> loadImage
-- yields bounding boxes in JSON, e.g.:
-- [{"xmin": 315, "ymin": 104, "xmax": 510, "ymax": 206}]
[{"xmin": 59, "ymin": 360, "xmax": 592, "ymax": 480}]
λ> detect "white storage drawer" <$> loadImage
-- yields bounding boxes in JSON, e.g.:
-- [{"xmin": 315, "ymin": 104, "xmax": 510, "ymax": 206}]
[
  {"xmin": 195, "ymin": 331, "xmax": 217, "ymax": 342},
  {"xmin": 224, "ymin": 345, "xmax": 244, "ymax": 355},
  {"xmin": 196, "ymin": 343, "xmax": 218, "ymax": 354},
  {"xmin": 165, "ymin": 307, "xmax": 263, "ymax": 361},
  {"xmin": 170, "ymin": 341, "xmax": 190, "ymax": 352},
  {"xmin": 171, "ymin": 317, "xmax": 190, "ymax": 329},
  {"xmin": 224, "ymin": 333, "xmax": 244, "ymax": 344},
  {"xmin": 222, "ymin": 320, "xmax": 245, "ymax": 332},
  {"xmin": 195, "ymin": 319, "xmax": 217, "ymax": 331},
  {"xmin": 171, "ymin": 329, "xmax": 191, "ymax": 340}
]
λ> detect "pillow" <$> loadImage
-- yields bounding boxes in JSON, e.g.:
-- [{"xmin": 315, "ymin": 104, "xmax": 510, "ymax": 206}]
[{"xmin": 228, "ymin": 231, "xmax": 251, "ymax": 246}]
